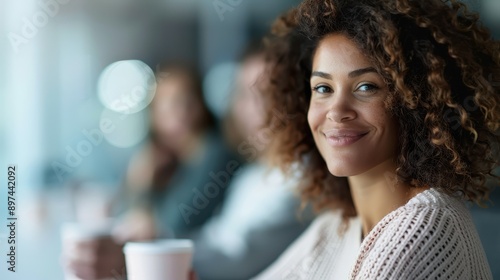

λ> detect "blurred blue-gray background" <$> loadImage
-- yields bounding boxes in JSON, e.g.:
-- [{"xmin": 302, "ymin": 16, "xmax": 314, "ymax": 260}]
[{"xmin": 0, "ymin": 0, "xmax": 498, "ymax": 279}]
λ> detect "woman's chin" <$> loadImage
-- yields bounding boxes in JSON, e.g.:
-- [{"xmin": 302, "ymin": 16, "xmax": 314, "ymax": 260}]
[
  {"xmin": 327, "ymin": 167, "xmax": 354, "ymax": 178},
  {"xmin": 326, "ymin": 162, "xmax": 364, "ymax": 178}
]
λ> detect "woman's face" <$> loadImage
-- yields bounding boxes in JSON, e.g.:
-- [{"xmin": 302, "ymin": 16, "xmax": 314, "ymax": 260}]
[
  {"xmin": 151, "ymin": 74, "xmax": 203, "ymax": 141},
  {"xmin": 233, "ymin": 56, "xmax": 267, "ymax": 138},
  {"xmin": 308, "ymin": 34, "xmax": 399, "ymax": 177}
]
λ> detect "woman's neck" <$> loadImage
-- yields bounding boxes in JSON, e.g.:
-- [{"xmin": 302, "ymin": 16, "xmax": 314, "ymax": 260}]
[
  {"xmin": 178, "ymin": 130, "xmax": 206, "ymax": 162},
  {"xmin": 348, "ymin": 159, "xmax": 428, "ymax": 238},
  {"xmin": 159, "ymin": 129, "xmax": 207, "ymax": 162}
]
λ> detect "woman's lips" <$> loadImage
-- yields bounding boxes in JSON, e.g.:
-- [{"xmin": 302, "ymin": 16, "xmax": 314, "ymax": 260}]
[{"xmin": 323, "ymin": 129, "xmax": 369, "ymax": 147}]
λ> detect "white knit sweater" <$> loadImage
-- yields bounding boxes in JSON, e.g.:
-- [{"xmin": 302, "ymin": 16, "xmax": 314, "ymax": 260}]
[{"xmin": 254, "ymin": 188, "xmax": 492, "ymax": 279}]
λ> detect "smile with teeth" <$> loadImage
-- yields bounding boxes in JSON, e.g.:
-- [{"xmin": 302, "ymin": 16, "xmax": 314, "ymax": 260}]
[{"xmin": 323, "ymin": 130, "xmax": 369, "ymax": 147}]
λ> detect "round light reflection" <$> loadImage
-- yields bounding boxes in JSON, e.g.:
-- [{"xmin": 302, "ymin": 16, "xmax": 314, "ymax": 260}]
[{"xmin": 98, "ymin": 60, "xmax": 156, "ymax": 114}]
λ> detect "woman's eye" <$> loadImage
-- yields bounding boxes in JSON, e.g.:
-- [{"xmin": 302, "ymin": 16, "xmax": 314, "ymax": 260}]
[
  {"xmin": 312, "ymin": 85, "xmax": 332, "ymax": 94},
  {"xmin": 357, "ymin": 83, "xmax": 379, "ymax": 93}
]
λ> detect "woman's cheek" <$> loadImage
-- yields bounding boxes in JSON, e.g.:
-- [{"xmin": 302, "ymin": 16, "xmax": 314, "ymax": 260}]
[{"xmin": 307, "ymin": 103, "xmax": 324, "ymax": 132}]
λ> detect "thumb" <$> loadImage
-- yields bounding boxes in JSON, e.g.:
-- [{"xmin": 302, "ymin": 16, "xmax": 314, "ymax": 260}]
[{"xmin": 189, "ymin": 270, "xmax": 198, "ymax": 280}]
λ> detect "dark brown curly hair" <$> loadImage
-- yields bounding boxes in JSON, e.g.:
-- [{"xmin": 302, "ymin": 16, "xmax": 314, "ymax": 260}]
[{"xmin": 263, "ymin": 0, "xmax": 500, "ymax": 220}]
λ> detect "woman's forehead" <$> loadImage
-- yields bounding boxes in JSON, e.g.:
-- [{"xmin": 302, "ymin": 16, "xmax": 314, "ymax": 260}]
[{"xmin": 312, "ymin": 35, "xmax": 376, "ymax": 77}]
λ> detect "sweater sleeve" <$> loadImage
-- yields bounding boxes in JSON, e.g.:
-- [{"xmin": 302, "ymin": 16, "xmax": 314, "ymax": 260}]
[
  {"xmin": 354, "ymin": 205, "xmax": 493, "ymax": 280},
  {"xmin": 253, "ymin": 212, "xmax": 343, "ymax": 280}
]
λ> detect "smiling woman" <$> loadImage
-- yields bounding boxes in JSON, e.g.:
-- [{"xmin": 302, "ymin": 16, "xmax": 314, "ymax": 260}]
[
  {"xmin": 308, "ymin": 34, "xmax": 399, "ymax": 178},
  {"xmin": 254, "ymin": 0, "xmax": 500, "ymax": 279}
]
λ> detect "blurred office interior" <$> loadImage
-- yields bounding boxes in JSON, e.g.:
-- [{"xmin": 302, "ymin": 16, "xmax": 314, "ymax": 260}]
[{"xmin": 0, "ymin": 0, "xmax": 499, "ymax": 279}]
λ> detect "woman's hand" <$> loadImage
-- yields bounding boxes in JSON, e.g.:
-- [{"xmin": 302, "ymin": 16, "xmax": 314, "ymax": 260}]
[
  {"xmin": 64, "ymin": 236, "xmax": 126, "ymax": 280},
  {"xmin": 189, "ymin": 270, "xmax": 198, "ymax": 280}
]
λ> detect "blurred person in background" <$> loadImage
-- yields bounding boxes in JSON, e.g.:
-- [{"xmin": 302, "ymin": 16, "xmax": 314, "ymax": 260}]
[
  {"xmin": 188, "ymin": 43, "xmax": 314, "ymax": 280},
  {"xmin": 116, "ymin": 63, "xmax": 238, "ymax": 240},
  {"xmin": 65, "ymin": 63, "xmax": 238, "ymax": 280},
  {"xmin": 65, "ymin": 44, "xmax": 314, "ymax": 280}
]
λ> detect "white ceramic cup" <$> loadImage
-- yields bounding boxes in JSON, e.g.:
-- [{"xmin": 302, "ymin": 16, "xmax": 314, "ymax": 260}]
[
  {"xmin": 61, "ymin": 222, "xmax": 116, "ymax": 280},
  {"xmin": 124, "ymin": 239, "xmax": 194, "ymax": 280}
]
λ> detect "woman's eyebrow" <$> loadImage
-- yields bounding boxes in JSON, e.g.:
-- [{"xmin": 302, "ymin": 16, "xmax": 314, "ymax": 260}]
[
  {"xmin": 311, "ymin": 67, "xmax": 377, "ymax": 80},
  {"xmin": 311, "ymin": 71, "xmax": 332, "ymax": 79},
  {"xmin": 348, "ymin": 67, "xmax": 377, "ymax": 78}
]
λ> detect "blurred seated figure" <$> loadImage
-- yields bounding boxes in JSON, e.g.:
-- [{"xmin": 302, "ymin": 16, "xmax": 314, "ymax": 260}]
[
  {"xmin": 65, "ymin": 63, "xmax": 238, "ymax": 280},
  {"xmin": 118, "ymin": 63, "xmax": 238, "ymax": 241},
  {"xmin": 190, "ymin": 44, "xmax": 314, "ymax": 280},
  {"xmin": 65, "ymin": 50, "xmax": 313, "ymax": 280}
]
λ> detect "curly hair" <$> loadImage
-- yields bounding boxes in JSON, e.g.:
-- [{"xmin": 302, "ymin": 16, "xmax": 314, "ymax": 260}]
[{"xmin": 263, "ymin": 0, "xmax": 500, "ymax": 220}]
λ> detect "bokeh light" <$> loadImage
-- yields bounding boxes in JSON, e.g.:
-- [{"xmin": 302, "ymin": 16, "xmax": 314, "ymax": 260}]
[{"xmin": 98, "ymin": 60, "xmax": 156, "ymax": 114}]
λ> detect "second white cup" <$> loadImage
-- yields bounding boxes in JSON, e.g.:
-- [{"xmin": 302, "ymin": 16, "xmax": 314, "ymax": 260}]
[{"xmin": 124, "ymin": 239, "xmax": 194, "ymax": 280}]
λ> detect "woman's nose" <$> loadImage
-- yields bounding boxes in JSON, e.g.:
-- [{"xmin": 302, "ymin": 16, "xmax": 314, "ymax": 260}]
[{"xmin": 325, "ymin": 91, "xmax": 357, "ymax": 123}]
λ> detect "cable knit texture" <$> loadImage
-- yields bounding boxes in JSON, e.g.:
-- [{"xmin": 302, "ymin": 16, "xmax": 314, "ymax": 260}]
[{"xmin": 254, "ymin": 189, "xmax": 493, "ymax": 279}]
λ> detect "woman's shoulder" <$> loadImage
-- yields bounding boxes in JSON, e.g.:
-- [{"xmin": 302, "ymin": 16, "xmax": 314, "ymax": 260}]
[
  {"xmin": 374, "ymin": 188, "xmax": 482, "ymax": 252},
  {"xmin": 352, "ymin": 188, "xmax": 492, "ymax": 279},
  {"xmin": 390, "ymin": 188, "xmax": 481, "ymax": 239},
  {"xmin": 381, "ymin": 188, "xmax": 470, "ymax": 226},
  {"xmin": 252, "ymin": 210, "xmax": 355, "ymax": 280}
]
